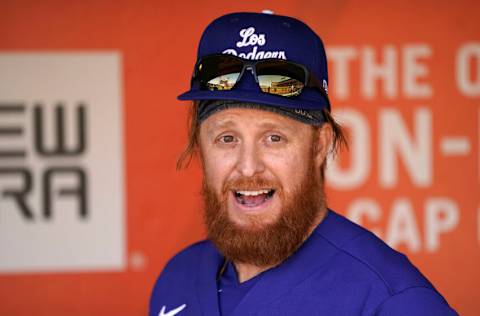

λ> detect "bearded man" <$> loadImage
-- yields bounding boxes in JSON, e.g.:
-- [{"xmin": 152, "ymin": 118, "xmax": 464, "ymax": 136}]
[{"xmin": 149, "ymin": 11, "xmax": 457, "ymax": 316}]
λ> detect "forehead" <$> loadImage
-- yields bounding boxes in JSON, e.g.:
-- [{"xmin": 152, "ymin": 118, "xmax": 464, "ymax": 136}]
[{"xmin": 200, "ymin": 107, "xmax": 308, "ymax": 132}]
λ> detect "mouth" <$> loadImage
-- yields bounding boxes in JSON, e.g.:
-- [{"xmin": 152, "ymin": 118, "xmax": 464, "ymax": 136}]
[{"xmin": 233, "ymin": 189, "xmax": 275, "ymax": 208}]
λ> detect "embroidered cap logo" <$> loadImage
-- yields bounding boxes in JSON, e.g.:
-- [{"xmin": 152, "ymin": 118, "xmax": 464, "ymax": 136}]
[{"xmin": 222, "ymin": 26, "xmax": 287, "ymax": 60}]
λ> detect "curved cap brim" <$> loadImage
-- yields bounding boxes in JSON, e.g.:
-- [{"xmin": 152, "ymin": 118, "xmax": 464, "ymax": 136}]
[{"xmin": 177, "ymin": 88, "xmax": 329, "ymax": 111}]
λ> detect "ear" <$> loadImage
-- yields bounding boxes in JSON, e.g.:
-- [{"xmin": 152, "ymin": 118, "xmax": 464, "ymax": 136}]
[{"xmin": 313, "ymin": 123, "xmax": 333, "ymax": 170}]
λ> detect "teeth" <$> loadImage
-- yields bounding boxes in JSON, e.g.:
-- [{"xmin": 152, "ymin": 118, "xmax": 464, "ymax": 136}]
[{"xmin": 236, "ymin": 189, "xmax": 270, "ymax": 196}]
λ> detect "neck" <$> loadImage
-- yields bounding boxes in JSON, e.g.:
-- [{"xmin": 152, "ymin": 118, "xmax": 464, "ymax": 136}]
[{"xmin": 233, "ymin": 206, "xmax": 328, "ymax": 283}]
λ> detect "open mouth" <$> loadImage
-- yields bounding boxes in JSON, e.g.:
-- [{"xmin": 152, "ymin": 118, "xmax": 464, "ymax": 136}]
[{"xmin": 233, "ymin": 189, "xmax": 275, "ymax": 207}]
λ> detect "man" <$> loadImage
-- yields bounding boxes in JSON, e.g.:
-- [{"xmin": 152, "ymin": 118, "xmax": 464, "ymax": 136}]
[{"xmin": 150, "ymin": 12, "xmax": 458, "ymax": 316}]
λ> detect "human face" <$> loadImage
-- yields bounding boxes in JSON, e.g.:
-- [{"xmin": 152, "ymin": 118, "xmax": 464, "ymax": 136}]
[{"xmin": 198, "ymin": 107, "xmax": 324, "ymax": 228}]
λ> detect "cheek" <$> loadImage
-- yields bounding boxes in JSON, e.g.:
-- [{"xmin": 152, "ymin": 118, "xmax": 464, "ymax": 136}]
[
  {"xmin": 202, "ymin": 148, "xmax": 237, "ymax": 189},
  {"xmin": 264, "ymin": 148, "xmax": 312, "ymax": 190}
]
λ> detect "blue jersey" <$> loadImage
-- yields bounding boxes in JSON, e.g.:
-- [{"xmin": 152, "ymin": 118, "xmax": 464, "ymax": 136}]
[{"xmin": 149, "ymin": 210, "xmax": 458, "ymax": 316}]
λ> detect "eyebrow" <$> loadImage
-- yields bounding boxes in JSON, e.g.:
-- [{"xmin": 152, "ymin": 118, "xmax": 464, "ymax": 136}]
[
  {"xmin": 209, "ymin": 119, "xmax": 236, "ymax": 130},
  {"xmin": 258, "ymin": 121, "xmax": 295, "ymax": 133},
  {"xmin": 207, "ymin": 118, "xmax": 295, "ymax": 134},
  {"xmin": 205, "ymin": 119, "xmax": 235, "ymax": 135}
]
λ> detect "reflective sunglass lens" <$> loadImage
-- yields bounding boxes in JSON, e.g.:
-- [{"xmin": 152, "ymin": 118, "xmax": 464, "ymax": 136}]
[
  {"xmin": 198, "ymin": 56, "xmax": 243, "ymax": 91},
  {"xmin": 206, "ymin": 72, "xmax": 240, "ymax": 91},
  {"xmin": 256, "ymin": 61, "xmax": 306, "ymax": 97},
  {"xmin": 258, "ymin": 75, "xmax": 304, "ymax": 96}
]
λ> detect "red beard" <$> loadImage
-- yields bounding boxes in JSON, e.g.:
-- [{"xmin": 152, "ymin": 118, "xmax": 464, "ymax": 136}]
[{"xmin": 202, "ymin": 153, "xmax": 325, "ymax": 267}]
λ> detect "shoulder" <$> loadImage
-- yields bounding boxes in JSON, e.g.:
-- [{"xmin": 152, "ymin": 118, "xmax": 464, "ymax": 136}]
[
  {"xmin": 149, "ymin": 240, "xmax": 220, "ymax": 314},
  {"xmin": 313, "ymin": 210, "xmax": 456, "ymax": 313},
  {"xmin": 162, "ymin": 240, "xmax": 215, "ymax": 275},
  {"xmin": 374, "ymin": 286, "xmax": 459, "ymax": 315},
  {"xmin": 317, "ymin": 210, "xmax": 433, "ymax": 293},
  {"xmin": 151, "ymin": 239, "xmax": 217, "ymax": 285}
]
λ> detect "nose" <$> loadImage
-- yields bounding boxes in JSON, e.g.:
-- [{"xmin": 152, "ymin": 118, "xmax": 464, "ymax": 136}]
[{"xmin": 235, "ymin": 140, "xmax": 265, "ymax": 177}]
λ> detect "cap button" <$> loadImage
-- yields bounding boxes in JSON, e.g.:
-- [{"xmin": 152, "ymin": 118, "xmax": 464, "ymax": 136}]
[{"xmin": 262, "ymin": 9, "xmax": 274, "ymax": 14}]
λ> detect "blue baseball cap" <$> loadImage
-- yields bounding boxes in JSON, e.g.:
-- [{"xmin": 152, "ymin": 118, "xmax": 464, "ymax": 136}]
[{"xmin": 178, "ymin": 12, "xmax": 330, "ymax": 112}]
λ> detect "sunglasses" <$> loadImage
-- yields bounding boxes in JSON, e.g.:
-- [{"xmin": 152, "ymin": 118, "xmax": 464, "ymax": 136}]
[{"xmin": 192, "ymin": 54, "xmax": 329, "ymax": 102}]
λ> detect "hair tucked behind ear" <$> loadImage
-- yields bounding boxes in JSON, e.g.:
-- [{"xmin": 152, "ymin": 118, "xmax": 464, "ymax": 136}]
[
  {"xmin": 321, "ymin": 108, "xmax": 348, "ymax": 157},
  {"xmin": 314, "ymin": 108, "xmax": 348, "ymax": 182}
]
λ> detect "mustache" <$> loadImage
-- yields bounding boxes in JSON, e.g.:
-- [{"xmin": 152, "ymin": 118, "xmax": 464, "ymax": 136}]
[{"xmin": 222, "ymin": 176, "xmax": 281, "ymax": 194}]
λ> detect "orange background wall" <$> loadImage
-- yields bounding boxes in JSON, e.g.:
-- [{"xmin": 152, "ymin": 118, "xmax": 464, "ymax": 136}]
[{"xmin": 0, "ymin": 0, "xmax": 478, "ymax": 315}]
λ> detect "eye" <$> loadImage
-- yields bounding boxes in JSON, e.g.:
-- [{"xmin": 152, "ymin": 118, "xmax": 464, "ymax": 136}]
[
  {"xmin": 267, "ymin": 134, "xmax": 282, "ymax": 142},
  {"xmin": 218, "ymin": 135, "xmax": 236, "ymax": 143}
]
